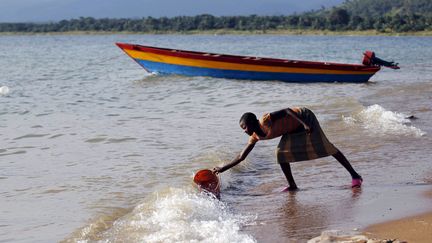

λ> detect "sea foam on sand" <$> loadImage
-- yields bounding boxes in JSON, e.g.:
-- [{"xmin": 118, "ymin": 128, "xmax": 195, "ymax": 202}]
[{"xmin": 308, "ymin": 230, "xmax": 406, "ymax": 243}]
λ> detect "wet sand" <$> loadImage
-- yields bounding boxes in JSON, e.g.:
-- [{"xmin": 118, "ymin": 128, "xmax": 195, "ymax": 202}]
[
  {"xmin": 363, "ymin": 188, "xmax": 432, "ymax": 243},
  {"xmin": 308, "ymin": 187, "xmax": 432, "ymax": 243},
  {"xmin": 365, "ymin": 211, "xmax": 432, "ymax": 243}
]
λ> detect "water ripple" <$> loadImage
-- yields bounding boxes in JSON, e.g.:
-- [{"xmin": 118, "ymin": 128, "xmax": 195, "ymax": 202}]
[
  {"xmin": 105, "ymin": 138, "xmax": 137, "ymax": 144},
  {"xmin": 13, "ymin": 134, "xmax": 49, "ymax": 140}
]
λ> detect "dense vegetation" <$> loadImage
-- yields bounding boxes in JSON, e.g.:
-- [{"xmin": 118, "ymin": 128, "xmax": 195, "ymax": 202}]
[
  {"xmin": 1, "ymin": 0, "xmax": 431, "ymax": 33},
  {"xmin": 310, "ymin": 0, "xmax": 432, "ymax": 32}
]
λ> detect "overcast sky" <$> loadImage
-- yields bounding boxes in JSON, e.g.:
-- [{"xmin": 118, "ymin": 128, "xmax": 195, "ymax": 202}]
[{"xmin": 0, "ymin": 0, "xmax": 345, "ymax": 23}]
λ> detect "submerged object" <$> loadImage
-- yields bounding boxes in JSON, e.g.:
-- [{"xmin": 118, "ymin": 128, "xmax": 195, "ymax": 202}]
[
  {"xmin": 193, "ymin": 169, "xmax": 220, "ymax": 198},
  {"xmin": 116, "ymin": 43, "xmax": 398, "ymax": 83}
]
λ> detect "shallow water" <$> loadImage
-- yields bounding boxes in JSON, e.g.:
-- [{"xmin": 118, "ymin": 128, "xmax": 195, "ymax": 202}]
[{"xmin": 0, "ymin": 34, "xmax": 431, "ymax": 242}]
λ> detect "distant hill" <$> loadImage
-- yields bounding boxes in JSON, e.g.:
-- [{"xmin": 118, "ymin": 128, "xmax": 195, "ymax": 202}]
[
  {"xmin": 340, "ymin": 0, "xmax": 432, "ymax": 18},
  {"xmin": 299, "ymin": 0, "xmax": 432, "ymax": 32}
]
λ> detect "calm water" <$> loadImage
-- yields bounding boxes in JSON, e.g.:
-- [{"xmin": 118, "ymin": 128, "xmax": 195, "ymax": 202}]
[{"xmin": 1, "ymin": 34, "xmax": 431, "ymax": 243}]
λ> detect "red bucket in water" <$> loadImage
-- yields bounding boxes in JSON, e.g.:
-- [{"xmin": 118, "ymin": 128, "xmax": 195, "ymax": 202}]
[{"xmin": 193, "ymin": 169, "xmax": 220, "ymax": 198}]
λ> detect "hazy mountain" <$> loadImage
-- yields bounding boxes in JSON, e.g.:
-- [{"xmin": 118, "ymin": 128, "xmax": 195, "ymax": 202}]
[
  {"xmin": 0, "ymin": 0, "xmax": 345, "ymax": 23},
  {"xmin": 340, "ymin": 0, "xmax": 432, "ymax": 17}
]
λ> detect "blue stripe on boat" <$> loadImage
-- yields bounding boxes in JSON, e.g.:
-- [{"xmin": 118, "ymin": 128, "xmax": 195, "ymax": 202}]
[{"xmin": 135, "ymin": 59, "xmax": 373, "ymax": 83}]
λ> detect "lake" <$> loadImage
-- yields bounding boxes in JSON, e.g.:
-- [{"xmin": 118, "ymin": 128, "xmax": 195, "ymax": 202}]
[{"xmin": 1, "ymin": 34, "xmax": 431, "ymax": 242}]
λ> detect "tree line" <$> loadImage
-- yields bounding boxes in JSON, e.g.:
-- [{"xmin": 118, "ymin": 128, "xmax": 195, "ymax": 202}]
[{"xmin": 0, "ymin": 11, "xmax": 431, "ymax": 33}]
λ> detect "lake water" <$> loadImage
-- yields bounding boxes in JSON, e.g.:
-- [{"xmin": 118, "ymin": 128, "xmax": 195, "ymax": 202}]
[{"xmin": 1, "ymin": 34, "xmax": 431, "ymax": 243}]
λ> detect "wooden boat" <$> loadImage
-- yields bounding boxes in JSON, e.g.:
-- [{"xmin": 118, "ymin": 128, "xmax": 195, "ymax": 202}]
[{"xmin": 116, "ymin": 43, "xmax": 397, "ymax": 83}]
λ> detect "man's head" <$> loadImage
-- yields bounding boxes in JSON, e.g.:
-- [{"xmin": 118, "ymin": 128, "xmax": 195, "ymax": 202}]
[{"xmin": 239, "ymin": 112, "xmax": 258, "ymax": 136}]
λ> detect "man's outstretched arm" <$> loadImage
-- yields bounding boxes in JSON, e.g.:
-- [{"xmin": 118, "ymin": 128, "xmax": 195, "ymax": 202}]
[{"xmin": 213, "ymin": 143, "xmax": 255, "ymax": 174}]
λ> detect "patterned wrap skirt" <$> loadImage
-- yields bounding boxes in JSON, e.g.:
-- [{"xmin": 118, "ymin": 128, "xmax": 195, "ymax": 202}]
[{"xmin": 276, "ymin": 108, "xmax": 338, "ymax": 163}]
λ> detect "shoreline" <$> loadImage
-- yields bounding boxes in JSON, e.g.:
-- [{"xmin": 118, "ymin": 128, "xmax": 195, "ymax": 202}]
[
  {"xmin": 309, "ymin": 187, "xmax": 432, "ymax": 242},
  {"xmin": 364, "ymin": 211, "xmax": 432, "ymax": 243},
  {"xmin": 0, "ymin": 29, "xmax": 432, "ymax": 36},
  {"xmin": 363, "ymin": 187, "xmax": 432, "ymax": 242}
]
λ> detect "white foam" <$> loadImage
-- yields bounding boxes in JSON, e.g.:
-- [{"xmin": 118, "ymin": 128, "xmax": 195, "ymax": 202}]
[
  {"xmin": 308, "ymin": 230, "xmax": 385, "ymax": 243},
  {"xmin": 0, "ymin": 86, "xmax": 10, "ymax": 95},
  {"xmin": 84, "ymin": 188, "xmax": 256, "ymax": 243},
  {"xmin": 343, "ymin": 104, "xmax": 426, "ymax": 137},
  {"xmin": 308, "ymin": 230, "xmax": 366, "ymax": 243}
]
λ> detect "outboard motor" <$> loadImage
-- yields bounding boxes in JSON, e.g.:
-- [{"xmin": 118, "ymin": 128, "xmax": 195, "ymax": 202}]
[{"xmin": 363, "ymin": 51, "xmax": 400, "ymax": 69}]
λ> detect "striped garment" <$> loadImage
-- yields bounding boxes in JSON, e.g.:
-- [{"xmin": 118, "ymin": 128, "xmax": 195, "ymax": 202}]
[{"xmin": 248, "ymin": 107, "xmax": 338, "ymax": 163}]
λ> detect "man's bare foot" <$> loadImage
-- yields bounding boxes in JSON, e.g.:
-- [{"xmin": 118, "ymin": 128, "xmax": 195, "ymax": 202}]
[{"xmin": 281, "ymin": 186, "xmax": 298, "ymax": 192}]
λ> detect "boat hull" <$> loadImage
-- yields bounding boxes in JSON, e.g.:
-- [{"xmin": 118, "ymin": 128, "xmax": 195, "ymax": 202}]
[
  {"xmin": 136, "ymin": 59, "xmax": 375, "ymax": 83},
  {"xmin": 116, "ymin": 43, "xmax": 380, "ymax": 83}
]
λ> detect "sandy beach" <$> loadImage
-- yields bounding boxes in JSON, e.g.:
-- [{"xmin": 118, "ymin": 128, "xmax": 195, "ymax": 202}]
[
  {"xmin": 363, "ymin": 188, "xmax": 432, "ymax": 243},
  {"xmin": 364, "ymin": 211, "xmax": 432, "ymax": 243},
  {"xmin": 309, "ymin": 186, "xmax": 432, "ymax": 242}
]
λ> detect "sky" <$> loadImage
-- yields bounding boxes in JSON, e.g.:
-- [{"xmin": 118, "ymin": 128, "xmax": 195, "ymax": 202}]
[{"xmin": 0, "ymin": 0, "xmax": 345, "ymax": 23}]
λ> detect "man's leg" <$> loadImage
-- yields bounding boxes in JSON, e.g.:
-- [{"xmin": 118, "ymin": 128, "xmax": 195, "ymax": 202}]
[
  {"xmin": 279, "ymin": 162, "xmax": 298, "ymax": 191},
  {"xmin": 277, "ymin": 134, "xmax": 299, "ymax": 191},
  {"xmin": 332, "ymin": 149, "xmax": 362, "ymax": 179}
]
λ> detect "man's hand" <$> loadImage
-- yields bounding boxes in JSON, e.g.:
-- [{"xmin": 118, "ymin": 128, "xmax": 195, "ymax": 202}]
[{"xmin": 212, "ymin": 167, "xmax": 222, "ymax": 175}]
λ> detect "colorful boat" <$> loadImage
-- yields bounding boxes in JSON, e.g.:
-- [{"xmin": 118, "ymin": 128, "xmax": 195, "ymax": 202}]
[{"xmin": 116, "ymin": 43, "xmax": 398, "ymax": 83}]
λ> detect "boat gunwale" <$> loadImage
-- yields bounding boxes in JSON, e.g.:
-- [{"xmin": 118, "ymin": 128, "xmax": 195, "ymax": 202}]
[{"xmin": 116, "ymin": 42, "xmax": 381, "ymax": 73}]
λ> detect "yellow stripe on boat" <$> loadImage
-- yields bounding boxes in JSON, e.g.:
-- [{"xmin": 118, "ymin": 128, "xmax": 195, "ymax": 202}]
[{"xmin": 125, "ymin": 49, "xmax": 375, "ymax": 75}]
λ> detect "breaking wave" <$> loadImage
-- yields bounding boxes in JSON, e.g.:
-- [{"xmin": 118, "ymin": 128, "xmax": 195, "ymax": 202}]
[
  {"xmin": 66, "ymin": 188, "xmax": 256, "ymax": 243},
  {"xmin": 343, "ymin": 104, "xmax": 425, "ymax": 137}
]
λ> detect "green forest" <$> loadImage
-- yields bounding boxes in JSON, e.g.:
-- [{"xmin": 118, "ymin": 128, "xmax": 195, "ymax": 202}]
[{"xmin": 1, "ymin": 0, "xmax": 431, "ymax": 33}]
